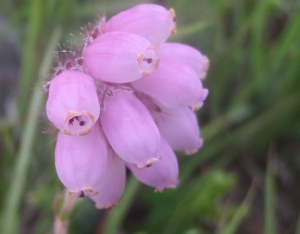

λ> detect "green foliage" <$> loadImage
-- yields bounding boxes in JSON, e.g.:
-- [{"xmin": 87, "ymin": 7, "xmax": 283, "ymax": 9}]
[{"xmin": 1, "ymin": 0, "xmax": 300, "ymax": 233}]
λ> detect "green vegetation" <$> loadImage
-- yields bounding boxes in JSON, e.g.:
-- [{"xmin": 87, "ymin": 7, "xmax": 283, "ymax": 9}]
[{"xmin": 0, "ymin": 0, "xmax": 299, "ymax": 233}]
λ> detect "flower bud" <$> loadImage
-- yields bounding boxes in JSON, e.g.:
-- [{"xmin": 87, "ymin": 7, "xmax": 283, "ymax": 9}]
[
  {"xmin": 155, "ymin": 107, "xmax": 203, "ymax": 154},
  {"xmin": 46, "ymin": 70, "xmax": 100, "ymax": 136},
  {"xmin": 100, "ymin": 91, "xmax": 161, "ymax": 168},
  {"xmin": 83, "ymin": 32, "xmax": 159, "ymax": 83},
  {"xmin": 101, "ymin": 4, "xmax": 176, "ymax": 45},
  {"xmin": 90, "ymin": 148, "xmax": 126, "ymax": 209},
  {"xmin": 55, "ymin": 124, "xmax": 107, "ymax": 197},
  {"xmin": 132, "ymin": 59, "xmax": 208, "ymax": 109},
  {"xmin": 160, "ymin": 43, "xmax": 210, "ymax": 80},
  {"xmin": 127, "ymin": 137, "xmax": 179, "ymax": 192}
]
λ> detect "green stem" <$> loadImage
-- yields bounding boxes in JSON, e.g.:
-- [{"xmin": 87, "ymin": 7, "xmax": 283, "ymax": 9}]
[
  {"xmin": 218, "ymin": 185, "xmax": 255, "ymax": 234},
  {"xmin": 18, "ymin": 0, "xmax": 44, "ymax": 118},
  {"xmin": 103, "ymin": 175, "xmax": 140, "ymax": 234},
  {"xmin": 296, "ymin": 212, "xmax": 300, "ymax": 234},
  {"xmin": 1, "ymin": 27, "xmax": 61, "ymax": 234},
  {"xmin": 264, "ymin": 147, "xmax": 276, "ymax": 234}
]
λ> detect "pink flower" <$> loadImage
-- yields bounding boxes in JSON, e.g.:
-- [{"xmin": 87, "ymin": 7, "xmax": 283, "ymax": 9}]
[
  {"xmin": 100, "ymin": 4, "xmax": 176, "ymax": 45},
  {"xmin": 55, "ymin": 124, "xmax": 107, "ymax": 197},
  {"xmin": 100, "ymin": 90, "xmax": 161, "ymax": 168},
  {"xmin": 89, "ymin": 148, "xmax": 126, "ymax": 209},
  {"xmin": 46, "ymin": 70, "xmax": 100, "ymax": 136},
  {"xmin": 160, "ymin": 43, "xmax": 210, "ymax": 80},
  {"xmin": 83, "ymin": 32, "xmax": 160, "ymax": 83},
  {"xmin": 127, "ymin": 137, "xmax": 179, "ymax": 192},
  {"xmin": 132, "ymin": 59, "xmax": 208, "ymax": 109},
  {"xmin": 154, "ymin": 107, "xmax": 203, "ymax": 155},
  {"xmin": 45, "ymin": 3, "xmax": 209, "ymax": 208}
]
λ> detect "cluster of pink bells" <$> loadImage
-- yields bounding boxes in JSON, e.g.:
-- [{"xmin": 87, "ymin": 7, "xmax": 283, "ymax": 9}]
[{"xmin": 45, "ymin": 4, "xmax": 209, "ymax": 209}]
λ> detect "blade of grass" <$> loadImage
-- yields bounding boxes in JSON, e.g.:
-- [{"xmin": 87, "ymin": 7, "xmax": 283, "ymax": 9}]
[
  {"xmin": 102, "ymin": 175, "xmax": 140, "ymax": 234},
  {"xmin": 1, "ymin": 27, "xmax": 61, "ymax": 234},
  {"xmin": 296, "ymin": 213, "xmax": 300, "ymax": 234},
  {"xmin": 251, "ymin": 0, "xmax": 279, "ymax": 91},
  {"xmin": 264, "ymin": 146, "xmax": 276, "ymax": 234},
  {"xmin": 18, "ymin": 0, "xmax": 44, "ymax": 118},
  {"xmin": 250, "ymin": 0, "xmax": 267, "ymax": 91},
  {"xmin": 270, "ymin": 6, "xmax": 300, "ymax": 74},
  {"xmin": 218, "ymin": 184, "xmax": 255, "ymax": 234}
]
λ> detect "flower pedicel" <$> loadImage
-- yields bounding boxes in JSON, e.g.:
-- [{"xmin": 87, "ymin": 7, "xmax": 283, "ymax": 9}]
[{"xmin": 45, "ymin": 4, "xmax": 209, "ymax": 208}]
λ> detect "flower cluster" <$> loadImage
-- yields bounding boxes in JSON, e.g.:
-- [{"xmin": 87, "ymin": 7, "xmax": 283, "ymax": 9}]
[{"xmin": 45, "ymin": 4, "xmax": 209, "ymax": 209}]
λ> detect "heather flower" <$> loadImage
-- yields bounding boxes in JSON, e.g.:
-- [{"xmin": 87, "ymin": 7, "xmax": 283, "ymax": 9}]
[
  {"xmin": 127, "ymin": 137, "xmax": 179, "ymax": 192},
  {"xmin": 100, "ymin": 4, "xmax": 176, "ymax": 45},
  {"xmin": 55, "ymin": 124, "xmax": 107, "ymax": 197},
  {"xmin": 132, "ymin": 59, "xmax": 208, "ymax": 110},
  {"xmin": 45, "ymin": 3, "xmax": 209, "ymax": 209},
  {"xmin": 46, "ymin": 70, "xmax": 100, "ymax": 136},
  {"xmin": 160, "ymin": 43, "xmax": 210, "ymax": 80},
  {"xmin": 100, "ymin": 90, "xmax": 161, "ymax": 168},
  {"xmin": 83, "ymin": 32, "xmax": 160, "ymax": 83},
  {"xmin": 154, "ymin": 107, "xmax": 203, "ymax": 155},
  {"xmin": 89, "ymin": 148, "xmax": 126, "ymax": 209}
]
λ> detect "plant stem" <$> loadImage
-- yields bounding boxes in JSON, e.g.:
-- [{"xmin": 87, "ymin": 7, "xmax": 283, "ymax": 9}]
[
  {"xmin": 102, "ymin": 175, "xmax": 140, "ymax": 234},
  {"xmin": 1, "ymin": 27, "xmax": 61, "ymax": 234}
]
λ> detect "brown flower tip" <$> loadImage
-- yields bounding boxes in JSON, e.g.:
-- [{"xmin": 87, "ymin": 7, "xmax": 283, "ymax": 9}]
[
  {"xmin": 63, "ymin": 111, "xmax": 95, "ymax": 136},
  {"xmin": 137, "ymin": 157, "xmax": 160, "ymax": 169},
  {"xmin": 169, "ymin": 8, "xmax": 177, "ymax": 34},
  {"xmin": 69, "ymin": 188, "xmax": 99, "ymax": 198},
  {"xmin": 95, "ymin": 201, "xmax": 119, "ymax": 210}
]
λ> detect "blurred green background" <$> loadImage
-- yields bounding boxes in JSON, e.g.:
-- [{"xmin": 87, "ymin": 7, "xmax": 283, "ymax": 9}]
[{"xmin": 1, "ymin": 0, "xmax": 300, "ymax": 233}]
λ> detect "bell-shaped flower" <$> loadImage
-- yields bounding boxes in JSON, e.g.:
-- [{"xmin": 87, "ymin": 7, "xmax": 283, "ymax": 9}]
[
  {"xmin": 132, "ymin": 59, "xmax": 208, "ymax": 109},
  {"xmin": 160, "ymin": 43, "xmax": 210, "ymax": 80},
  {"xmin": 155, "ymin": 107, "xmax": 203, "ymax": 154},
  {"xmin": 89, "ymin": 148, "xmax": 126, "ymax": 209},
  {"xmin": 46, "ymin": 70, "xmax": 100, "ymax": 136},
  {"xmin": 127, "ymin": 137, "xmax": 179, "ymax": 192},
  {"xmin": 83, "ymin": 32, "xmax": 160, "ymax": 83},
  {"xmin": 101, "ymin": 4, "xmax": 176, "ymax": 45},
  {"xmin": 100, "ymin": 91, "xmax": 161, "ymax": 168},
  {"xmin": 55, "ymin": 124, "xmax": 107, "ymax": 197}
]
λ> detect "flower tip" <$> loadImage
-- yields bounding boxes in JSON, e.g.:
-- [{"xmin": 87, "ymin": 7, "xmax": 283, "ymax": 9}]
[
  {"xmin": 69, "ymin": 188, "xmax": 99, "ymax": 198},
  {"xmin": 169, "ymin": 8, "xmax": 177, "ymax": 34},
  {"xmin": 184, "ymin": 148, "xmax": 198, "ymax": 156},
  {"xmin": 204, "ymin": 55, "xmax": 210, "ymax": 69},
  {"xmin": 95, "ymin": 201, "xmax": 119, "ymax": 210},
  {"xmin": 200, "ymin": 73, "xmax": 207, "ymax": 80},
  {"xmin": 154, "ymin": 178, "xmax": 179, "ymax": 192},
  {"xmin": 137, "ymin": 45, "xmax": 160, "ymax": 76},
  {"xmin": 63, "ymin": 111, "xmax": 95, "ymax": 136},
  {"xmin": 183, "ymin": 138, "xmax": 203, "ymax": 155},
  {"xmin": 202, "ymin": 88, "xmax": 209, "ymax": 100},
  {"xmin": 190, "ymin": 88, "xmax": 208, "ymax": 111},
  {"xmin": 190, "ymin": 105, "xmax": 201, "ymax": 111},
  {"xmin": 137, "ymin": 157, "xmax": 160, "ymax": 169},
  {"xmin": 154, "ymin": 187, "xmax": 164, "ymax": 192},
  {"xmin": 199, "ymin": 138, "xmax": 204, "ymax": 148},
  {"xmin": 199, "ymin": 56, "xmax": 210, "ymax": 80}
]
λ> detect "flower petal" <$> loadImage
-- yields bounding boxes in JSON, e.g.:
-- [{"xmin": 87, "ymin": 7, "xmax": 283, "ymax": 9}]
[
  {"xmin": 155, "ymin": 107, "xmax": 203, "ymax": 154},
  {"xmin": 55, "ymin": 124, "xmax": 107, "ymax": 197},
  {"xmin": 46, "ymin": 70, "xmax": 100, "ymax": 136},
  {"xmin": 132, "ymin": 59, "xmax": 208, "ymax": 109},
  {"xmin": 83, "ymin": 32, "xmax": 159, "ymax": 83},
  {"xmin": 101, "ymin": 4, "xmax": 176, "ymax": 45},
  {"xmin": 127, "ymin": 137, "xmax": 179, "ymax": 192},
  {"xmin": 89, "ymin": 149, "xmax": 126, "ymax": 209},
  {"xmin": 160, "ymin": 43, "xmax": 210, "ymax": 80},
  {"xmin": 100, "ymin": 91, "xmax": 161, "ymax": 168}
]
